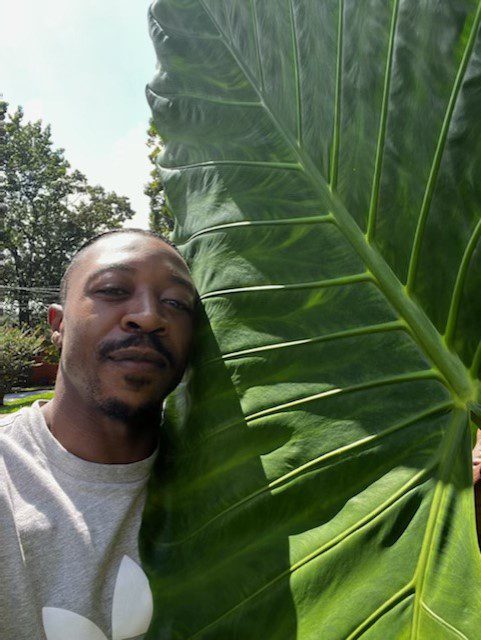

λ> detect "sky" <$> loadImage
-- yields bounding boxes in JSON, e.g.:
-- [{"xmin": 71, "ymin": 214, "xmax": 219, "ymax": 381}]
[{"xmin": 1, "ymin": 0, "xmax": 156, "ymax": 228}]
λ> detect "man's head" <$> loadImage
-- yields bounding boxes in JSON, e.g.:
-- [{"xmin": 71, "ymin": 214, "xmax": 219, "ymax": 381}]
[{"xmin": 49, "ymin": 229, "xmax": 196, "ymax": 423}]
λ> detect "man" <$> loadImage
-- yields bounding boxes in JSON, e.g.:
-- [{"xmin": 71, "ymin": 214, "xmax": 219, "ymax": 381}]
[
  {"xmin": 2, "ymin": 227, "xmax": 481, "ymax": 640},
  {"xmin": 0, "ymin": 229, "xmax": 196, "ymax": 640}
]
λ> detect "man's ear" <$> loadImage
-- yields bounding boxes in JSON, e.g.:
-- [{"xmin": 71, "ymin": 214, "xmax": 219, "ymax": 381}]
[{"xmin": 48, "ymin": 304, "xmax": 64, "ymax": 349}]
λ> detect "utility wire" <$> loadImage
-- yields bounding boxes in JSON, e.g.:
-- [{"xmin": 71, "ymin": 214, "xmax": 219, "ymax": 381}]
[{"xmin": 0, "ymin": 285, "xmax": 60, "ymax": 292}]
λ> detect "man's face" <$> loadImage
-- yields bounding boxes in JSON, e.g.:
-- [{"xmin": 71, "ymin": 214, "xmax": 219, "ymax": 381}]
[{"xmin": 51, "ymin": 233, "xmax": 195, "ymax": 420}]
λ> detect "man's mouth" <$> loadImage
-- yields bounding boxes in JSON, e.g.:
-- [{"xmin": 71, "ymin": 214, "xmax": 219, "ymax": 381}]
[{"xmin": 107, "ymin": 348, "xmax": 169, "ymax": 369}]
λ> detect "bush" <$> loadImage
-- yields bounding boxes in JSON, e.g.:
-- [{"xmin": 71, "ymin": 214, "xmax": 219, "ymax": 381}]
[{"xmin": 0, "ymin": 324, "xmax": 45, "ymax": 405}]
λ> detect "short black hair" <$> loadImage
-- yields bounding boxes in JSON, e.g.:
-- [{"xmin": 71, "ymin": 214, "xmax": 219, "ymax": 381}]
[{"xmin": 59, "ymin": 228, "xmax": 178, "ymax": 305}]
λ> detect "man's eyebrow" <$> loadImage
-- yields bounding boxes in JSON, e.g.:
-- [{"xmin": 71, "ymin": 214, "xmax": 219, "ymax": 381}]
[
  {"xmin": 85, "ymin": 265, "xmax": 136, "ymax": 285},
  {"xmin": 170, "ymin": 273, "xmax": 196, "ymax": 297},
  {"xmin": 84, "ymin": 264, "xmax": 196, "ymax": 295}
]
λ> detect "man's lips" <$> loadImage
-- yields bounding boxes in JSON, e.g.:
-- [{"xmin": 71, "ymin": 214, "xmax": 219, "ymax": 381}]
[
  {"xmin": 98, "ymin": 334, "xmax": 176, "ymax": 370},
  {"xmin": 107, "ymin": 348, "xmax": 169, "ymax": 369}
]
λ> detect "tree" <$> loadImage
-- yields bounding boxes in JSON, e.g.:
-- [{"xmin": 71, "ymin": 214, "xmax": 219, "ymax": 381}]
[
  {"xmin": 1, "ymin": 101, "xmax": 135, "ymax": 325},
  {"xmin": 144, "ymin": 119, "xmax": 173, "ymax": 235}
]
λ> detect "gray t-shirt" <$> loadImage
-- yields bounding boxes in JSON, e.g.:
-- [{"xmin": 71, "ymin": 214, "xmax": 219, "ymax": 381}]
[{"xmin": 0, "ymin": 401, "xmax": 156, "ymax": 640}]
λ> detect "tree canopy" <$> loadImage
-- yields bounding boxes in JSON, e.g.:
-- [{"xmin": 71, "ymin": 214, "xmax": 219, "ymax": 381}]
[
  {"xmin": 0, "ymin": 101, "xmax": 135, "ymax": 325},
  {"xmin": 144, "ymin": 119, "xmax": 173, "ymax": 236}
]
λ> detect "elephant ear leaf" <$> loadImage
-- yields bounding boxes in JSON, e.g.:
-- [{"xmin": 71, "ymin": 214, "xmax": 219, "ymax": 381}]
[{"xmin": 143, "ymin": 1, "xmax": 481, "ymax": 638}]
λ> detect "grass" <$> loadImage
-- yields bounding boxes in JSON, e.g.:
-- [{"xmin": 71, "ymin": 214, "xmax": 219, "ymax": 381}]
[{"xmin": 0, "ymin": 391, "xmax": 54, "ymax": 415}]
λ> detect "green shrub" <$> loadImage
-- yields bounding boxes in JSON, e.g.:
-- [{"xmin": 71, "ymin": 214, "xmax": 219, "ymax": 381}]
[{"xmin": 0, "ymin": 324, "xmax": 45, "ymax": 405}]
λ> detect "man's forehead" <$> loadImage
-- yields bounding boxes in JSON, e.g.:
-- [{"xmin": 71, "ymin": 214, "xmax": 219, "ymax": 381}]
[
  {"xmin": 82, "ymin": 234, "xmax": 188, "ymax": 272},
  {"xmin": 68, "ymin": 233, "xmax": 193, "ymax": 292}
]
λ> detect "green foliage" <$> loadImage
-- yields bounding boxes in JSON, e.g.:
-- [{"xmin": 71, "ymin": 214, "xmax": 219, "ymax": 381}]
[
  {"xmin": 0, "ymin": 323, "xmax": 45, "ymax": 405},
  {"xmin": 144, "ymin": 119, "xmax": 174, "ymax": 235},
  {"xmin": 144, "ymin": 1, "xmax": 481, "ymax": 638},
  {"xmin": 0, "ymin": 101, "xmax": 135, "ymax": 325}
]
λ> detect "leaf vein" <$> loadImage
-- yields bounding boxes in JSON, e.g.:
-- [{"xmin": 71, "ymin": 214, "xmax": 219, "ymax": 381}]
[
  {"xmin": 184, "ymin": 213, "xmax": 335, "ymax": 242},
  {"xmin": 208, "ymin": 321, "xmax": 406, "ymax": 363},
  {"xmin": 346, "ymin": 582, "xmax": 415, "ymax": 640},
  {"xmin": 161, "ymin": 404, "xmax": 449, "ymax": 549},
  {"xmin": 330, "ymin": 0, "xmax": 343, "ymax": 189},
  {"xmin": 246, "ymin": 370, "xmax": 442, "ymax": 422},
  {"xmin": 161, "ymin": 160, "xmax": 301, "ymax": 171},
  {"xmin": 250, "ymin": 0, "xmax": 265, "ymax": 92},
  {"xmin": 148, "ymin": 7, "xmax": 220, "ymax": 41},
  {"xmin": 444, "ymin": 217, "xmax": 481, "ymax": 346},
  {"xmin": 288, "ymin": 0, "xmax": 302, "ymax": 145},
  {"xmin": 366, "ymin": 0, "xmax": 400, "ymax": 241},
  {"xmin": 199, "ymin": 273, "xmax": 372, "ymax": 300},
  {"xmin": 195, "ymin": 0, "xmax": 474, "ymax": 403},
  {"xmin": 406, "ymin": 2, "xmax": 481, "ymax": 290},
  {"xmin": 410, "ymin": 409, "xmax": 469, "ymax": 637},
  {"xmin": 185, "ymin": 470, "xmax": 433, "ymax": 640},
  {"xmin": 421, "ymin": 602, "xmax": 469, "ymax": 640},
  {"xmin": 146, "ymin": 85, "xmax": 262, "ymax": 108}
]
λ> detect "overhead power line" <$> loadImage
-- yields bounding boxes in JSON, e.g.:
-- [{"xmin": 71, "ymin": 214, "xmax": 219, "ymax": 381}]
[{"xmin": 0, "ymin": 285, "xmax": 60, "ymax": 293}]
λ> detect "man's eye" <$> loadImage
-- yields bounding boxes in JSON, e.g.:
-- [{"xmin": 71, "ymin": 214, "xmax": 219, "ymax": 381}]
[
  {"xmin": 96, "ymin": 287, "xmax": 128, "ymax": 296},
  {"xmin": 162, "ymin": 298, "xmax": 191, "ymax": 312}
]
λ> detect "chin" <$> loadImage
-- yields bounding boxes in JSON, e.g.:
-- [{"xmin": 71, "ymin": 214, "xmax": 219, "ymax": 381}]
[
  {"xmin": 107, "ymin": 373, "xmax": 165, "ymax": 402},
  {"xmin": 95, "ymin": 394, "xmax": 163, "ymax": 424}
]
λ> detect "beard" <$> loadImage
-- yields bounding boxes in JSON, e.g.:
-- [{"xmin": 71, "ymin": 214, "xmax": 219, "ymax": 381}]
[
  {"xmin": 86, "ymin": 370, "xmax": 164, "ymax": 427},
  {"xmin": 60, "ymin": 351, "xmax": 174, "ymax": 428},
  {"xmin": 96, "ymin": 394, "xmax": 162, "ymax": 426}
]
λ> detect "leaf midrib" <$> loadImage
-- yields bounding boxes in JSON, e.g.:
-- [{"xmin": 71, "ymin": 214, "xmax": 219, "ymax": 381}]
[{"xmin": 192, "ymin": 0, "xmax": 477, "ymax": 407}]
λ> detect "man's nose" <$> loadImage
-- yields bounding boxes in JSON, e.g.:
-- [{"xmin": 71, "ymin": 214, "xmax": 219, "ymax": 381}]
[{"xmin": 120, "ymin": 294, "xmax": 168, "ymax": 334}]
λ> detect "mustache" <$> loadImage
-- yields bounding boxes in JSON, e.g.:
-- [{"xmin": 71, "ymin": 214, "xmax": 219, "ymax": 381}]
[{"xmin": 98, "ymin": 334, "xmax": 175, "ymax": 368}]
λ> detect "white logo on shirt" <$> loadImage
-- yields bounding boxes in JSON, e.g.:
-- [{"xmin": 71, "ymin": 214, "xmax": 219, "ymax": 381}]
[{"xmin": 42, "ymin": 555, "xmax": 153, "ymax": 640}]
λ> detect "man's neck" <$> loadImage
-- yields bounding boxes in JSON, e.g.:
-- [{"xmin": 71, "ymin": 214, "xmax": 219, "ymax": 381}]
[{"xmin": 40, "ymin": 380, "xmax": 160, "ymax": 465}]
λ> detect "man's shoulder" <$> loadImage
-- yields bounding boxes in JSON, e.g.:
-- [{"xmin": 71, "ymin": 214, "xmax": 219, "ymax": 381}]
[
  {"xmin": 0, "ymin": 409, "xmax": 23, "ymax": 429},
  {"xmin": 0, "ymin": 406, "xmax": 33, "ymax": 443},
  {"xmin": 0, "ymin": 405, "xmax": 44, "ymax": 476}
]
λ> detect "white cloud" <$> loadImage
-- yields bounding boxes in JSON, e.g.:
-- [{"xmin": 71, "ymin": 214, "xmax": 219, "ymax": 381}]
[{"xmin": 75, "ymin": 123, "xmax": 152, "ymax": 230}]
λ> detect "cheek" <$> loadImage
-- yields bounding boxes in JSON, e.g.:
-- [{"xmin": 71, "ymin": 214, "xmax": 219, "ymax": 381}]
[
  {"xmin": 173, "ymin": 318, "xmax": 194, "ymax": 360},
  {"xmin": 61, "ymin": 319, "xmax": 97, "ymax": 362}
]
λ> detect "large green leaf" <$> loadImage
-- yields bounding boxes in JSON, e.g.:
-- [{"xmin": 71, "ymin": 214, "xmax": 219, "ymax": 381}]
[{"xmin": 142, "ymin": 1, "xmax": 481, "ymax": 637}]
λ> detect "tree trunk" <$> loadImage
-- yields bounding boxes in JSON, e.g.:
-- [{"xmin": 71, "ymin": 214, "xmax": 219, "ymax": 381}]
[
  {"xmin": 6, "ymin": 245, "xmax": 31, "ymax": 326},
  {"xmin": 18, "ymin": 292, "xmax": 30, "ymax": 326}
]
